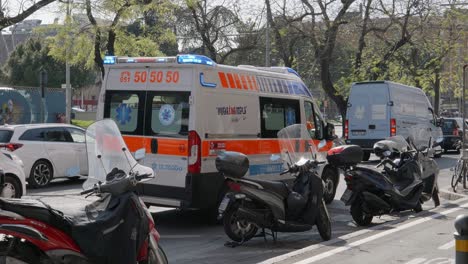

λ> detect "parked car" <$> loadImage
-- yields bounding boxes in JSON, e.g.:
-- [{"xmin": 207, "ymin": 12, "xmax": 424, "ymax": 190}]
[
  {"xmin": 441, "ymin": 117, "xmax": 467, "ymax": 153},
  {"xmin": 0, "ymin": 124, "xmax": 88, "ymax": 188},
  {"xmin": 0, "ymin": 148, "xmax": 26, "ymax": 198}
]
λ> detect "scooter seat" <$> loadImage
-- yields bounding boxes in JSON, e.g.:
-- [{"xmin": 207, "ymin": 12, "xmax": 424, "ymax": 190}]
[
  {"xmin": 247, "ymin": 179, "xmax": 290, "ymax": 198},
  {"xmin": 0, "ymin": 198, "xmax": 74, "ymax": 235}
]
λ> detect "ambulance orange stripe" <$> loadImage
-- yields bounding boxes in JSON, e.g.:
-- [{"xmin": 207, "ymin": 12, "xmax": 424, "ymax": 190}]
[
  {"xmin": 234, "ymin": 74, "xmax": 242, "ymax": 89},
  {"xmin": 123, "ymin": 136, "xmax": 188, "ymax": 156},
  {"xmin": 252, "ymin": 77, "xmax": 259, "ymax": 91},
  {"xmin": 226, "ymin": 73, "xmax": 236, "ymax": 89},
  {"xmin": 218, "ymin": 72, "xmax": 229, "ymax": 88},
  {"xmin": 201, "ymin": 139, "xmax": 333, "ymax": 157},
  {"xmin": 240, "ymin": 75, "xmax": 249, "ymax": 90}
]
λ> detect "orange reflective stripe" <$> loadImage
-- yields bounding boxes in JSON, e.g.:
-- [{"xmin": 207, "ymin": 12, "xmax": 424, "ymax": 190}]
[
  {"xmin": 234, "ymin": 74, "xmax": 242, "ymax": 89},
  {"xmin": 252, "ymin": 77, "xmax": 259, "ymax": 91},
  {"xmin": 218, "ymin": 72, "xmax": 229, "ymax": 88},
  {"xmin": 123, "ymin": 136, "xmax": 188, "ymax": 156},
  {"xmin": 241, "ymin": 75, "xmax": 249, "ymax": 90},
  {"xmin": 227, "ymin": 73, "xmax": 236, "ymax": 89},
  {"xmin": 202, "ymin": 139, "xmax": 333, "ymax": 157}
]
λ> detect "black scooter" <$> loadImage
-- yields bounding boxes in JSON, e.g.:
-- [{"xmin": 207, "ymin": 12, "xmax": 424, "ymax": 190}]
[
  {"xmin": 217, "ymin": 124, "xmax": 332, "ymax": 244},
  {"xmin": 327, "ymin": 136, "xmax": 440, "ymax": 226}
]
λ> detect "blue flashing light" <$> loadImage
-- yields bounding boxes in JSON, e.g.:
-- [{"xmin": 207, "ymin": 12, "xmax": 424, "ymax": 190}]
[
  {"xmin": 287, "ymin": 68, "xmax": 301, "ymax": 78},
  {"xmin": 103, "ymin": 56, "xmax": 116, "ymax": 65},
  {"xmin": 177, "ymin": 54, "xmax": 215, "ymax": 66},
  {"xmin": 126, "ymin": 58, "xmax": 136, "ymax": 63}
]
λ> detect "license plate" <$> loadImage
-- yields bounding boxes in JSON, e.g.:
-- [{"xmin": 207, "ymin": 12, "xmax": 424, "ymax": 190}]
[
  {"xmin": 340, "ymin": 189, "xmax": 353, "ymax": 203},
  {"xmin": 218, "ymin": 197, "xmax": 230, "ymax": 213},
  {"xmin": 352, "ymin": 131, "xmax": 366, "ymax": 136}
]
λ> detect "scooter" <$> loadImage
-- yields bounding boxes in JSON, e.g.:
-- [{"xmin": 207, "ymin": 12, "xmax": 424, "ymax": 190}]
[
  {"xmin": 217, "ymin": 124, "xmax": 332, "ymax": 244},
  {"xmin": 327, "ymin": 135, "xmax": 440, "ymax": 226},
  {"xmin": 0, "ymin": 119, "xmax": 168, "ymax": 264}
]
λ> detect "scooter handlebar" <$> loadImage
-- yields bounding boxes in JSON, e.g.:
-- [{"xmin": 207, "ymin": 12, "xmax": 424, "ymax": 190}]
[{"xmin": 80, "ymin": 188, "xmax": 95, "ymax": 195}]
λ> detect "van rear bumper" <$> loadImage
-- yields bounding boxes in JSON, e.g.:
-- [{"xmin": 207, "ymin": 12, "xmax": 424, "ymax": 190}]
[
  {"xmin": 345, "ymin": 139, "xmax": 384, "ymax": 151},
  {"xmin": 139, "ymin": 172, "xmax": 225, "ymax": 209}
]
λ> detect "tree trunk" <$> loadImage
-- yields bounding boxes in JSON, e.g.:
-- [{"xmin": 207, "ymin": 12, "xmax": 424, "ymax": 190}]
[{"xmin": 434, "ymin": 71, "xmax": 440, "ymax": 116}]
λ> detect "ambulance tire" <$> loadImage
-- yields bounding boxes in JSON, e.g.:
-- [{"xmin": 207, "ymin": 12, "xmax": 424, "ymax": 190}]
[
  {"xmin": 202, "ymin": 184, "xmax": 228, "ymax": 225},
  {"xmin": 322, "ymin": 167, "xmax": 338, "ymax": 204}
]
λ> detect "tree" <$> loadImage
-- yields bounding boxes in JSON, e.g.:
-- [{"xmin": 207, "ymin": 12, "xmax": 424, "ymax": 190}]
[
  {"xmin": 181, "ymin": 0, "xmax": 261, "ymax": 63},
  {"xmin": 0, "ymin": 0, "xmax": 55, "ymax": 30},
  {"xmin": 2, "ymin": 38, "xmax": 96, "ymax": 88}
]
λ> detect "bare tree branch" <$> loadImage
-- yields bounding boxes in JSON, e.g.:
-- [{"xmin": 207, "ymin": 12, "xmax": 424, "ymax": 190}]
[{"xmin": 0, "ymin": 0, "xmax": 55, "ymax": 30}]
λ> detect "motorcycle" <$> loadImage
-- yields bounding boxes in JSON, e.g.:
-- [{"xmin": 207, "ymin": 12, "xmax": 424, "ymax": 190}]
[
  {"xmin": 0, "ymin": 119, "xmax": 168, "ymax": 264},
  {"xmin": 217, "ymin": 124, "xmax": 332, "ymax": 244},
  {"xmin": 327, "ymin": 134, "xmax": 440, "ymax": 226}
]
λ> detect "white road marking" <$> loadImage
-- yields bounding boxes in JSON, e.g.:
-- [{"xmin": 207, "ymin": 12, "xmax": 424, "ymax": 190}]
[
  {"xmin": 259, "ymin": 200, "xmax": 468, "ymax": 264},
  {"xmin": 438, "ymin": 241, "xmax": 455, "ymax": 250},
  {"xmin": 405, "ymin": 258, "xmax": 427, "ymax": 264}
]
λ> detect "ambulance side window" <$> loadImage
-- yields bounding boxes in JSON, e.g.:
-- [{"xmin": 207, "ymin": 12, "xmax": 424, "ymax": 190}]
[
  {"xmin": 304, "ymin": 101, "xmax": 324, "ymax": 139},
  {"xmin": 260, "ymin": 97, "xmax": 300, "ymax": 138}
]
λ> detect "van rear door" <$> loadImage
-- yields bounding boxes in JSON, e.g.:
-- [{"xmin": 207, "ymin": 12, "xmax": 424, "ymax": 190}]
[{"xmin": 348, "ymin": 83, "xmax": 390, "ymax": 140}]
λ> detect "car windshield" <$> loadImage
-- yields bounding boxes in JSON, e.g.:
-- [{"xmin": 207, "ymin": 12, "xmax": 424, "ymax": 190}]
[{"xmin": 83, "ymin": 119, "xmax": 137, "ymax": 190}]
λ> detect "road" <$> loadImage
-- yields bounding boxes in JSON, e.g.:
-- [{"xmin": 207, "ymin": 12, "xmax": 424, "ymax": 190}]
[{"xmin": 25, "ymin": 152, "xmax": 466, "ymax": 264}]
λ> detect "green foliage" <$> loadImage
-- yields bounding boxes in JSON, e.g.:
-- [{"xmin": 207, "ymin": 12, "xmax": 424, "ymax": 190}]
[{"xmin": 2, "ymin": 38, "xmax": 96, "ymax": 88}]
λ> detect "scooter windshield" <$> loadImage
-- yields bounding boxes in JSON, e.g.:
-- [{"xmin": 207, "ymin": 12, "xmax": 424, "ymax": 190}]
[
  {"xmin": 277, "ymin": 124, "xmax": 320, "ymax": 166},
  {"xmin": 385, "ymin": 135, "xmax": 411, "ymax": 152},
  {"xmin": 83, "ymin": 119, "xmax": 137, "ymax": 190}
]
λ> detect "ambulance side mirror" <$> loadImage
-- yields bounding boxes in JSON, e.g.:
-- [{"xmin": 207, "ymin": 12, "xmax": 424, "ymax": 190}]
[{"xmin": 325, "ymin": 123, "xmax": 335, "ymax": 140}]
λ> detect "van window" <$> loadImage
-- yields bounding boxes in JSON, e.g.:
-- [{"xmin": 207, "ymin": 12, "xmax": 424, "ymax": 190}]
[
  {"xmin": 145, "ymin": 92, "xmax": 190, "ymax": 137},
  {"xmin": 260, "ymin": 97, "xmax": 300, "ymax": 138},
  {"xmin": 104, "ymin": 92, "xmax": 144, "ymax": 135}
]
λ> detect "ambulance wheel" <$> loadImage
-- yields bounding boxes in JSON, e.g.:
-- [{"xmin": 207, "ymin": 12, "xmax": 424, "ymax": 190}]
[
  {"xmin": 322, "ymin": 167, "xmax": 338, "ymax": 204},
  {"xmin": 362, "ymin": 151, "xmax": 371, "ymax": 162}
]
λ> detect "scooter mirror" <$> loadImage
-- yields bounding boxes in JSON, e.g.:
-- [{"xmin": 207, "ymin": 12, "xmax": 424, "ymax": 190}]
[{"xmin": 134, "ymin": 148, "xmax": 146, "ymax": 162}]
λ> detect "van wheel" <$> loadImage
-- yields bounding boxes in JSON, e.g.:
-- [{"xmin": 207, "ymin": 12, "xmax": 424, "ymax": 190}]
[
  {"xmin": 322, "ymin": 168, "xmax": 338, "ymax": 204},
  {"xmin": 362, "ymin": 151, "xmax": 371, "ymax": 162}
]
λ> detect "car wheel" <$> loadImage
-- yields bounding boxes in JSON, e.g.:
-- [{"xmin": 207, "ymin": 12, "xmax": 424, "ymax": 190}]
[
  {"xmin": 29, "ymin": 160, "xmax": 53, "ymax": 188},
  {"xmin": 1, "ymin": 175, "xmax": 21, "ymax": 198}
]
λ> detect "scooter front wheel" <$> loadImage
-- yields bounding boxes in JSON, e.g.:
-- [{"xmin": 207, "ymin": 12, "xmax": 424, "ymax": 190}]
[
  {"xmin": 223, "ymin": 205, "xmax": 258, "ymax": 243},
  {"xmin": 143, "ymin": 244, "xmax": 168, "ymax": 264},
  {"xmin": 316, "ymin": 199, "xmax": 332, "ymax": 241},
  {"xmin": 351, "ymin": 198, "xmax": 373, "ymax": 226}
]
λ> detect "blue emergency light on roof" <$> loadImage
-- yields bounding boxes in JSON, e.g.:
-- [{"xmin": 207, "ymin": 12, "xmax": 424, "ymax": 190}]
[
  {"xmin": 287, "ymin": 68, "xmax": 301, "ymax": 78},
  {"xmin": 103, "ymin": 56, "xmax": 116, "ymax": 65},
  {"xmin": 177, "ymin": 54, "xmax": 215, "ymax": 66}
]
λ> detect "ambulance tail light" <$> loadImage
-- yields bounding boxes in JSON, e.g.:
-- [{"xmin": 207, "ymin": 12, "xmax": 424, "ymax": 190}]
[
  {"xmin": 344, "ymin": 120, "xmax": 349, "ymax": 139},
  {"xmin": 188, "ymin": 131, "xmax": 201, "ymax": 174},
  {"xmin": 390, "ymin": 118, "xmax": 397, "ymax": 136}
]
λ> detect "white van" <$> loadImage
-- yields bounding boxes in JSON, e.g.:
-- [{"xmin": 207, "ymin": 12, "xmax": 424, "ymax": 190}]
[
  {"xmin": 345, "ymin": 81, "xmax": 443, "ymax": 160},
  {"xmin": 97, "ymin": 54, "xmax": 338, "ymax": 213}
]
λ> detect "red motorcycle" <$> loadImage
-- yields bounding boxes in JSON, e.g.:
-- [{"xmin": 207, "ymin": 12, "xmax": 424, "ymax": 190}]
[{"xmin": 0, "ymin": 119, "xmax": 168, "ymax": 264}]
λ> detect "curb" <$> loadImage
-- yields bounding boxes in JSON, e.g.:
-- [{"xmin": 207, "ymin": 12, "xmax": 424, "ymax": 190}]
[{"xmin": 440, "ymin": 189, "xmax": 467, "ymax": 201}]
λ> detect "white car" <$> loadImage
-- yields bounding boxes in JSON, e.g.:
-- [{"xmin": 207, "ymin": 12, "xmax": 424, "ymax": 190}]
[
  {"xmin": 0, "ymin": 149, "xmax": 26, "ymax": 198},
  {"xmin": 0, "ymin": 124, "xmax": 88, "ymax": 188}
]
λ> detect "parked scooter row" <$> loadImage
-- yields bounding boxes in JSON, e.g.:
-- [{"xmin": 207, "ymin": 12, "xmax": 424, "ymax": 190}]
[
  {"xmin": 0, "ymin": 120, "xmax": 168, "ymax": 264},
  {"xmin": 215, "ymin": 124, "xmax": 441, "ymax": 244}
]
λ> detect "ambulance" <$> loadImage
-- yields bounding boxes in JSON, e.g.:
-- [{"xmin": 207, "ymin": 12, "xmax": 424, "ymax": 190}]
[{"xmin": 97, "ymin": 54, "xmax": 338, "ymax": 215}]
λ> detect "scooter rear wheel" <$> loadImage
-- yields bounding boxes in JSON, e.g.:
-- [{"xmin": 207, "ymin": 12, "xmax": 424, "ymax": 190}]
[
  {"xmin": 316, "ymin": 199, "xmax": 332, "ymax": 241},
  {"xmin": 223, "ymin": 205, "xmax": 258, "ymax": 243},
  {"xmin": 351, "ymin": 198, "xmax": 373, "ymax": 226}
]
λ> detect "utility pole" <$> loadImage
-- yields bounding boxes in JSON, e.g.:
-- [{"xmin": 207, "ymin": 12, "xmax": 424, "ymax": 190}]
[{"xmin": 65, "ymin": 0, "xmax": 72, "ymax": 124}]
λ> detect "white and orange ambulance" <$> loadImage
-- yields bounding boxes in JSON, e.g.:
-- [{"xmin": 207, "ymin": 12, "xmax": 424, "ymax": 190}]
[{"xmin": 97, "ymin": 54, "xmax": 338, "ymax": 213}]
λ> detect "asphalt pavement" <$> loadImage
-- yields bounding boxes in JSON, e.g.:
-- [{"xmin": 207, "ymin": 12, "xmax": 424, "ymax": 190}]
[{"xmin": 24, "ymin": 151, "xmax": 466, "ymax": 264}]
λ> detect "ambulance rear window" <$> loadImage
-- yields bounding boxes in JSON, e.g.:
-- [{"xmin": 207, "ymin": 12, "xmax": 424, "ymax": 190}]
[
  {"xmin": 146, "ymin": 92, "xmax": 190, "ymax": 137},
  {"xmin": 105, "ymin": 92, "xmax": 143, "ymax": 134}
]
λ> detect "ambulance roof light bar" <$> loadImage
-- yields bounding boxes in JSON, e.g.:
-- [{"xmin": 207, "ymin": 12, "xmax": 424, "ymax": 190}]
[
  {"xmin": 103, "ymin": 54, "xmax": 216, "ymax": 66},
  {"xmin": 177, "ymin": 54, "xmax": 215, "ymax": 66}
]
